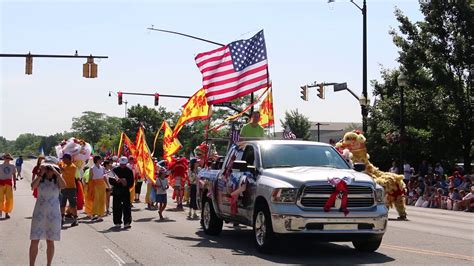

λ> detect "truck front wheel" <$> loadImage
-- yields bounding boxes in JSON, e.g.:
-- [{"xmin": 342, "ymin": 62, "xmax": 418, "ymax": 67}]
[
  {"xmin": 352, "ymin": 236, "xmax": 383, "ymax": 252},
  {"xmin": 253, "ymin": 203, "xmax": 276, "ymax": 253},
  {"xmin": 201, "ymin": 198, "xmax": 223, "ymax": 236}
]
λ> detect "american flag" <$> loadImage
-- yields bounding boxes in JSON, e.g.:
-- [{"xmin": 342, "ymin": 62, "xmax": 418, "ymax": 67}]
[
  {"xmin": 230, "ymin": 126, "xmax": 240, "ymax": 143},
  {"xmin": 283, "ymin": 128, "xmax": 296, "ymax": 140},
  {"xmin": 195, "ymin": 30, "xmax": 269, "ymax": 105}
]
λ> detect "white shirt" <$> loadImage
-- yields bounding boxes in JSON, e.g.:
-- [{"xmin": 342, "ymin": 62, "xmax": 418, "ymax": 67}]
[{"xmin": 91, "ymin": 165, "xmax": 105, "ymax": 180}]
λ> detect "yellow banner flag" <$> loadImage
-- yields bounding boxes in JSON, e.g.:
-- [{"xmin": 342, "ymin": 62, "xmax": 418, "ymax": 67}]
[
  {"xmin": 135, "ymin": 127, "xmax": 155, "ymax": 183},
  {"xmin": 259, "ymin": 88, "xmax": 274, "ymax": 128},
  {"xmin": 173, "ymin": 88, "xmax": 210, "ymax": 138},
  {"xmin": 162, "ymin": 121, "xmax": 182, "ymax": 162}
]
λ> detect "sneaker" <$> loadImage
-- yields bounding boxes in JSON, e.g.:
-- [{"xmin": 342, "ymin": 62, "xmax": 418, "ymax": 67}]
[
  {"xmin": 193, "ymin": 213, "xmax": 199, "ymax": 219},
  {"xmin": 124, "ymin": 223, "xmax": 131, "ymax": 229},
  {"xmin": 71, "ymin": 220, "xmax": 79, "ymax": 227},
  {"xmin": 5, "ymin": 213, "xmax": 10, "ymax": 219},
  {"xmin": 397, "ymin": 216, "xmax": 408, "ymax": 221},
  {"xmin": 91, "ymin": 216, "xmax": 98, "ymax": 221}
]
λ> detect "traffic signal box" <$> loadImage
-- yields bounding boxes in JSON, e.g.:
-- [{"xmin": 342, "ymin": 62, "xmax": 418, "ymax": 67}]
[
  {"xmin": 118, "ymin": 92, "xmax": 123, "ymax": 105},
  {"xmin": 317, "ymin": 84, "xmax": 325, "ymax": 99},
  {"xmin": 300, "ymin": 85, "xmax": 308, "ymax": 101},
  {"xmin": 154, "ymin": 93, "xmax": 160, "ymax": 106}
]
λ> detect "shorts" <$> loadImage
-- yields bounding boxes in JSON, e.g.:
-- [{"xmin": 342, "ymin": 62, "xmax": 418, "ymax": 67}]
[
  {"xmin": 156, "ymin": 194, "xmax": 167, "ymax": 204},
  {"xmin": 60, "ymin": 188, "xmax": 77, "ymax": 208}
]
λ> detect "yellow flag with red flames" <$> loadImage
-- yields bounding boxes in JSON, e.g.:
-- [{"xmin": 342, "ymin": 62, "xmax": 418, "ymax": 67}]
[
  {"xmin": 162, "ymin": 121, "xmax": 182, "ymax": 162},
  {"xmin": 173, "ymin": 88, "xmax": 210, "ymax": 138},
  {"xmin": 259, "ymin": 88, "xmax": 274, "ymax": 128},
  {"xmin": 135, "ymin": 127, "xmax": 155, "ymax": 182}
]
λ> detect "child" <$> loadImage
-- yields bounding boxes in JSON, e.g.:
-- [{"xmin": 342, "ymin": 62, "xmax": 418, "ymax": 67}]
[{"xmin": 155, "ymin": 168, "xmax": 169, "ymax": 220}]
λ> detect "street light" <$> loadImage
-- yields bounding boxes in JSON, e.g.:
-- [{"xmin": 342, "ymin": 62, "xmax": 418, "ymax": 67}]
[
  {"xmin": 329, "ymin": 0, "xmax": 368, "ymax": 133},
  {"xmin": 397, "ymin": 72, "xmax": 407, "ymax": 174}
]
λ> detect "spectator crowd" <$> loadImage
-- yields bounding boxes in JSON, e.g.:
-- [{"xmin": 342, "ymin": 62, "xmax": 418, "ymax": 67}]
[{"xmin": 394, "ymin": 160, "xmax": 474, "ymax": 212}]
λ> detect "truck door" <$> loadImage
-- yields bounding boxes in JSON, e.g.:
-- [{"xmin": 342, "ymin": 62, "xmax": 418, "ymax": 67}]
[
  {"xmin": 216, "ymin": 145, "xmax": 243, "ymax": 216},
  {"xmin": 237, "ymin": 144, "xmax": 259, "ymax": 224}
]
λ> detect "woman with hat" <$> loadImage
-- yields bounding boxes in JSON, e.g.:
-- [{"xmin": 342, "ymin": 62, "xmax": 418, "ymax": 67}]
[
  {"xmin": 29, "ymin": 156, "xmax": 66, "ymax": 266},
  {"xmin": 0, "ymin": 153, "xmax": 17, "ymax": 219}
]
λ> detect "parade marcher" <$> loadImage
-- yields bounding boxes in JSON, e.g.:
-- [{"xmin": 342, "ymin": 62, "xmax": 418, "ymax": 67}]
[
  {"xmin": 0, "ymin": 153, "xmax": 16, "ymax": 219},
  {"xmin": 240, "ymin": 111, "xmax": 264, "ymax": 138},
  {"xmin": 169, "ymin": 157, "xmax": 189, "ymax": 210},
  {"xmin": 32, "ymin": 156, "xmax": 45, "ymax": 199},
  {"xmin": 389, "ymin": 161, "xmax": 399, "ymax": 174},
  {"xmin": 127, "ymin": 156, "xmax": 138, "ymax": 206},
  {"xmin": 134, "ymin": 170, "xmax": 144, "ymax": 203},
  {"xmin": 188, "ymin": 159, "xmax": 199, "ymax": 219},
  {"xmin": 29, "ymin": 156, "xmax": 66, "ymax": 266},
  {"xmin": 110, "ymin": 156, "xmax": 134, "ymax": 229},
  {"xmin": 155, "ymin": 167, "xmax": 169, "ymax": 220},
  {"xmin": 59, "ymin": 154, "xmax": 79, "ymax": 227},
  {"xmin": 15, "ymin": 155, "xmax": 24, "ymax": 180},
  {"xmin": 86, "ymin": 156, "xmax": 109, "ymax": 220},
  {"xmin": 103, "ymin": 160, "xmax": 113, "ymax": 215}
]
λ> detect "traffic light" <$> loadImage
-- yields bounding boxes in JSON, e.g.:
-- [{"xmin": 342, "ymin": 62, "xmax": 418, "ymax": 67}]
[
  {"xmin": 154, "ymin": 93, "xmax": 160, "ymax": 106},
  {"xmin": 300, "ymin": 85, "xmax": 308, "ymax": 101},
  {"xmin": 83, "ymin": 56, "xmax": 98, "ymax": 78},
  {"xmin": 317, "ymin": 84, "xmax": 325, "ymax": 99},
  {"xmin": 118, "ymin": 92, "xmax": 123, "ymax": 105},
  {"xmin": 25, "ymin": 55, "xmax": 33, "ymax": 75}
]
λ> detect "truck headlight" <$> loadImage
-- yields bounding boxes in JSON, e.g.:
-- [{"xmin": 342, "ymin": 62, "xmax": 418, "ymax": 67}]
[
  {"xmin": 271, "ymin": 188, "xmax": 298, "ymax": 203},
  {"xmin": 375, "ymin": 187, "xmax": 384, "ymax": 203}
]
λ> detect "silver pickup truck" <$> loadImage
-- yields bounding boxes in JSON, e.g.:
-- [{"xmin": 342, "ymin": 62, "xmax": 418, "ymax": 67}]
[{"xmin": 198, "ymin": 140, "xmax": 388, "ymax": 253}]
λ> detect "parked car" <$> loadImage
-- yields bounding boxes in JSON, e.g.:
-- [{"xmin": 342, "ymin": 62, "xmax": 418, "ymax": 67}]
[{"xmin": 198, "ymin": 140, "xmax": 388, "ymax": 253}]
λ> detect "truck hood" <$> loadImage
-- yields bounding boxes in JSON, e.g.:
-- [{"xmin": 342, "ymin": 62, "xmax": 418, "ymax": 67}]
[{"xmin": 261, "ymin": 167, "xmax": 374, "ymax": 187}]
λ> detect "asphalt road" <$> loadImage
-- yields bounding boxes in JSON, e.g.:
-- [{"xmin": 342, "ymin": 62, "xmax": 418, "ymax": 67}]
[{"xmin": 1, "ymin": 160, "xmax": 473, "ymax": 265}]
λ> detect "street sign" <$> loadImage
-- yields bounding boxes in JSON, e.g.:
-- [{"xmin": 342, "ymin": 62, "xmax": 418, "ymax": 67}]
[
  {"xmin": 334, "ymin": 83, "xmax": 348, "ymax": 92},
  {"xmin": 214, "ymin": 102, "xmax": 232, "ymax": 107}
]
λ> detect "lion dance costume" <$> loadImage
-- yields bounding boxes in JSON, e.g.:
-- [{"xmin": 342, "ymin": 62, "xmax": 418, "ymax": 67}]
[{"xmin": 336, "ymin": 130, "xmax": 407, "ymax": 219}]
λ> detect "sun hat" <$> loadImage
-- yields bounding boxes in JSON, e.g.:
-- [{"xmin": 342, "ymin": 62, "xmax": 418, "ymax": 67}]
[
  {"xmin": 119, "ymin": 156, "xmax": 128, "ymax": 165},
  {"xmin": 3, "ymin": 153, "xmax": 13, "ymax": 160},
  {"xmin": 41, "ymin": 156, "xmax": 60, "ymax": 170}
]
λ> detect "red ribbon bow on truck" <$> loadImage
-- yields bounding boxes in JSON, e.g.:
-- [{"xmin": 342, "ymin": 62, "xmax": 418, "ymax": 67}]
[{"xmin": 323, "ymin": 177, "xmax": 353, "ymax": 216}]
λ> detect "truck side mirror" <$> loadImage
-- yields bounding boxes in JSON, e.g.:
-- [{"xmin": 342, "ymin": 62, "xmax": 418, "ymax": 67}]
[
  {"xmin": 354, "ymin": 163, "xmax": 366, "ymax": 172},
  {"xmin": 232, "ymin": 160, "xmax": 248, "ymax": 171},
  {"xmin": 247, "ymin": 165, "xmax": 258, "ymax": 176}
]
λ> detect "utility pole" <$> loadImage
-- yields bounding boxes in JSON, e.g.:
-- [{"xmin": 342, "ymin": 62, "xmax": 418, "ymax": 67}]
[
  {"xmin": 315, "ymin": 122, "xmax": 330, "ymax": 142},
  {"xmin": 124, "ymin": 100, "xmax": 128, "ymax": 118}
]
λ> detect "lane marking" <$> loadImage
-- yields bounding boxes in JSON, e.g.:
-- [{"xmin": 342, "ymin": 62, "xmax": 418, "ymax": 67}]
[
  {"xmin": 381, "ymin": 244, "xmax": 474, "ymax": 262},
  {"xmin": 104, "ymin": 247, "xmax": 125, "ymax": 265}
]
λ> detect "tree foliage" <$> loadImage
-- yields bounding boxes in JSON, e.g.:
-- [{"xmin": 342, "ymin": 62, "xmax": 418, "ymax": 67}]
[
  {"xmin": 280, "ymin": 109, "xmax": 311, "ymax": 140},
  {"xmin": 367, "ymin": 1, "xmax": 473, "ymax": 172},
  {"xmin": 71, "ymin": 111, "xmax": 121, "ymax": 145}
]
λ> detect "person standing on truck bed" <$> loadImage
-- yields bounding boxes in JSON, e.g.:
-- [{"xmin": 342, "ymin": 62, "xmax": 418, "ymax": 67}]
[{"xmin": 240, "ymin": 111, "xmax": 264, "ymax": 138}]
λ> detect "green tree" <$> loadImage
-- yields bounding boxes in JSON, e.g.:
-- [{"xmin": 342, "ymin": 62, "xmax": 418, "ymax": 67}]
[
  {"xmin": 121, "ymin": 105, "xmax": 175, "ymax": 157},
  {"xmin": 14, "ymin": 133, "xmax": 42, "ymax": 155},
  {"xmin": 280, "ymin": 109, "xmax": 311, "ymax": 140},
  {"xmin": 71, "ymin": 111, "xmax": 122, "ymax": 144},
  {"xmin": 367, "ymin": 1, "xmax": 473, "ymax": 172}
]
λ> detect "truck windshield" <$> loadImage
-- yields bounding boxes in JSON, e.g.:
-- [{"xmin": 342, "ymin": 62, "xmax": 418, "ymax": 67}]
[{"xmin": 260, "ymin": 144, "xmax": 350, "ymax": 169}]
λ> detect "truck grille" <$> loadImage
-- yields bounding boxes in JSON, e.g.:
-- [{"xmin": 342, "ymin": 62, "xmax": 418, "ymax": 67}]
[{"xmin": 300, "ymin": 185, "xmax": 374, "ymax": 208}]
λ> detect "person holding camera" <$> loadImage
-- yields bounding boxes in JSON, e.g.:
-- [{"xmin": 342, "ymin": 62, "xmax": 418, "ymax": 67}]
[
  {"xmin": 110, "ymin": 156, "xmax": 134, "ymax": 229},
  {"xmin": 29, "ymin": 156, "xmax": 66, "ymax": 266}
]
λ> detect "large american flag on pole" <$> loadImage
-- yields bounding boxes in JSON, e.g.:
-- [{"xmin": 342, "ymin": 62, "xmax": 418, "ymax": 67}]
[{"xmin": 195, "ymin": 30, "xmax": 269, "ymax": 105}]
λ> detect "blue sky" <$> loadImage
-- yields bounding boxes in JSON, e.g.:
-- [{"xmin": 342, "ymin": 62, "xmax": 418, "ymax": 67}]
[{"xmin": 0, "ymin": 0, "xmax": 423, "ymax": 140}]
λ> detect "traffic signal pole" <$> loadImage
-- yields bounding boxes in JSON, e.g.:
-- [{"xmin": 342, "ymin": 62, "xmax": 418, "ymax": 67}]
[{"xmin": 0, "ymin": 52, "xmax": 108, "ymax": 77}]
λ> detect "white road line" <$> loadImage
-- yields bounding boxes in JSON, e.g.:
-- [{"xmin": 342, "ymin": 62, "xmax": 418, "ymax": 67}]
[{"xmin": 104, "ymin": 247, "xmax": 125, "ymax": 266}]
